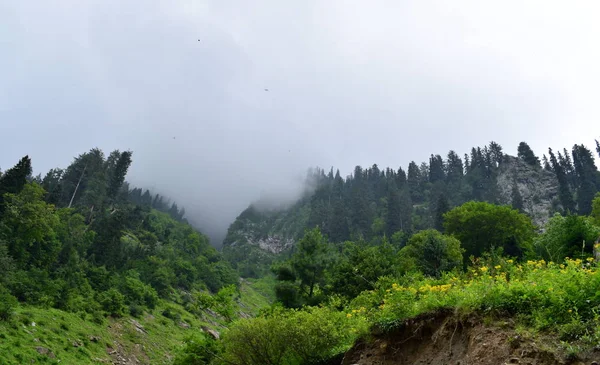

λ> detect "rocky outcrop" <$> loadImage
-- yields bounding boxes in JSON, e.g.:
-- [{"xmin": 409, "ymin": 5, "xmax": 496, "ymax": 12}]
[{"xmin": 497, "ymin": 156, "xmax": 559, "ymax": 228}]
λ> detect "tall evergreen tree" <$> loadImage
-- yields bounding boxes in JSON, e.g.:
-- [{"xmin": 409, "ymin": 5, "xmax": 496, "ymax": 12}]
[
  {"xmin": 542, "ymin": 154, "xmax": 552, "ymax": 171},
  {"xmin": 596, "ymin": 139, "xmax": 600, "ymax": 158},
  {"xmin": 572, "ymin": 144, "xmax": 599, "ymax": 215},
  {"xmin": 433, "ymin": 193, "xmax": 449, "ymax": 231},
  {"xmin": 385, "ymin": 180, "xmax": 402, "ymax": 236},
  {"xmin": 446, "ymin": 150, "xmax": 464, "ymax": 184},
  {"xmin": 517, "ymin": 142, "xmax": 541, "ymax": 168},
  {"xmin": 558, "ymin": 150, "xmax": 576, "ymax": 188},
  {"xmin": 488, "ymin": 141, "xmax": 504, "ymax": 166},
  {"xmin": 549, "ymin": 148, "xmax": 575, "ymax": 213},
  {"xmin": 41, "ymin": 168, "xmax": 64, "ymax": 205},
  {"xmin": 407, "ymin": 161, "xmax": 423, "ymax": 203},
  {"xmin": 107, "ymin": 151, "xmax": 133, "ymax": 201},
  {"xmin": 0, "ymin": 155, "xmax": 32, "ymax": 215},
  {"xmin": 428, "ymin": 154, "xmax": 445, "ymax": 183}
]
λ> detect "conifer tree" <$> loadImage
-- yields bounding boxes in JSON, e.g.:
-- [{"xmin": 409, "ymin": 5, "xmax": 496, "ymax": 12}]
[
  {"xmin": 549, "ymin": 148, "xmax": 575, "ymax": 212},
  {"xmin": 517, "ymin": 142, "xmax": 541, "ymax": 168},
  {"xmin": 428, "ymin": 154, "xmax": 445, "ymax": 183},
  {"xmin": 107, "ymin": 151, "xmax": 133, "ymax": 201},
  {"xmin": 407, "ymin": 161, "xmax": 423, "ymax": 203},
  {"xmin": 542, "ymin": 154, "xmax": 552, "ymax": 171},
  {"xmin": 0, "ymin": 155, "xmax": 32, "ymax": 215},
  {"xmin": 572, "ymin": 144, "xmax": 599, "ymax": 214},
  {"xmin": 433, "ymin": 193, "xmax": 449, "ymax": 231},
  {"xmin": 385, "ymin": 180, "xmax": 402, "ymax": 236}
]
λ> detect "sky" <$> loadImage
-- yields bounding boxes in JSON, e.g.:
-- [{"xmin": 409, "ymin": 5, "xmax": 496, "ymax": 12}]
[{"xmin": 1, "ymin": 1, "xmax": 600, "ymax": 245}]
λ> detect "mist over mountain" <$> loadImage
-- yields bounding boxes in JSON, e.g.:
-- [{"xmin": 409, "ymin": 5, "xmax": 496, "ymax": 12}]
[{"xmin": 3, "ymin": 1, "xmax": 600, "ymax": 247}]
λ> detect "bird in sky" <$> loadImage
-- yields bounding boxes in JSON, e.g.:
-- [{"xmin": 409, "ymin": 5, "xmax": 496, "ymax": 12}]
[{"xmin": 264, "ymin": 88, "xmax": 269, "ymax": 92}]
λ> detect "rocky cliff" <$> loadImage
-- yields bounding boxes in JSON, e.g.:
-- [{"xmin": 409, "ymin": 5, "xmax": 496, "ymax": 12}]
[{"xmin": 496, "ymin": 156, "xmax": 559, "ymax": 228}]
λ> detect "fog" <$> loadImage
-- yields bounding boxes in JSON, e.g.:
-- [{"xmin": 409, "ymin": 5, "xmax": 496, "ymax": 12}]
[{"xmin": 2, "ymin": 1, "xmax": 600, "ymax": 245}]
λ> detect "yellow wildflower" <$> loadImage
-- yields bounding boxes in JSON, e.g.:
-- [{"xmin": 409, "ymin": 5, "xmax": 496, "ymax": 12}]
[
  {"xmin": 346, "ymin": 313, "xmax": 353, "ymax": 318},
  {"xmin": 494, "ymin": 265, "xmax": 501, "ymax": 270},
  {"xmin": 480, "ymin": 266, "xmax": 488, "ymax": 273}
]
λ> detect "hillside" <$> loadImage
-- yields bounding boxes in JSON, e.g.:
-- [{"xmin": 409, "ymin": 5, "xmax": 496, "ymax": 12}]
[
  {"xmin": 0, "ymin": 149, "xmax": 275, "ymax": 364},
  {"xmin": 223, "ymin": 141, "xmax": 597, "ymax": 277}
]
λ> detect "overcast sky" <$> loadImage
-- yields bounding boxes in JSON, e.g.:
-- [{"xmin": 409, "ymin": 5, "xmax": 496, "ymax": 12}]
[{"xmin": 1, "ymin": 1, "xmax": 600, "ymax": 244}]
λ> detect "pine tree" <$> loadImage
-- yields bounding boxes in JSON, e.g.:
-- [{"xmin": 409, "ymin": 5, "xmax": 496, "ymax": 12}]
[
  {"xmin": 596, "ymin": 139, "xmax": 600, "ymax": 158},
  {"xmin": 0, "ymin": 155, "xmax": 32, "ymax": 215},
  {"xmin": 517, "ymin": 142, "xmax": 541, "ymax": 168},
  {"xmin": 141, "ymin": 190, "xmax": 152, "ymax": 206},
  {"xmin": 542, "ymin": 154, "xmax": 552, "ymax": 171},
  {"xmin": 433, "ymin": 193, "xmax": 449, "ymax": 231},
  {"xmin": 558, "ymin": 150, "xmax": 576, "ymax": 188},
  {"xmin": 446, "ymin": 150, "xmax": 464, "ymax": 184},
  {"xmin": 385, "ymin": 180, "xmax": 402, "ymax": 236},
  {"xmin": 107, "ymin": 151, "xmax": 133, "ymax": 201},
  {"xmin": 549, "ymin": 148, "xmax": 575, "ymax": 213},
  {"xmin": 41, "ymin": 168, "xmax": 64, "ymax": 205},
  {"xmin": 428, "ymin": 155, "xmax": 445, "ymax": 183},
  {"xmin": 407, "ymin": 161, "xmax": 424, "ymax": 203},
  {"xmin": 488, "ymin": 141, "xmax": 504, "ymax": 166},
  {"xmin": 572, "ymin": 144, "xmax": 599, "ymax": 214},
  {"xmin": 396, "ymin": 167, "xmax": 407, "ymax": 188}
]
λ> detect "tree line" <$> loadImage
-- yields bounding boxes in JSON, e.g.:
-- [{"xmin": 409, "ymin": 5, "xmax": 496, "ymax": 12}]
[{"xmin": 0, "ymin": 149, "xmax": 237, "ymax": 322}]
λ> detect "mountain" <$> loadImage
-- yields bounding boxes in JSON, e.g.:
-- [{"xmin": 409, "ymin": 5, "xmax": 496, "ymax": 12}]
[{"xmin": 222, "ymin": 140, "xmax": 600, "ymax": 277}]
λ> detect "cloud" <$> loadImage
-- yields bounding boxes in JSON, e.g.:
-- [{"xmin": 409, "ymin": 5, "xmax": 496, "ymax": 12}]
[{"xmin": 1, "ymin": 0, "xmax": 599, "ymax": 244}]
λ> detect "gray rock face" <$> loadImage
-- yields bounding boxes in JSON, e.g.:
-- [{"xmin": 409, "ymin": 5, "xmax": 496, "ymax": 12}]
[{"xmin": 496, "ymin": 156, "xmax": 559, "ymax": 228}]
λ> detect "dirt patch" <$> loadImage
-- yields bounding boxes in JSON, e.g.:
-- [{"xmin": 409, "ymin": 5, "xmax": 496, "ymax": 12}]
[
  {"xmin": 106, "ymin": 319, "xmax": 151, "ymax": 365},
  {"xmin": 342, "ymin": 311, "xmax": 600, "ymax": 365}
]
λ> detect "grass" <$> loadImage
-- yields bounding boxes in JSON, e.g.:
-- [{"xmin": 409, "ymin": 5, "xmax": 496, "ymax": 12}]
[
  {"xmin": 238, "ymin": 275, "xmax": 276, "ymax": 314},
  {"xmin": 0, "ymin": 280, "xmax": 275, "ymax": 364},
  {"xmin": 348, "ymin": 256, "xmax": 600, "ymax": 346}
]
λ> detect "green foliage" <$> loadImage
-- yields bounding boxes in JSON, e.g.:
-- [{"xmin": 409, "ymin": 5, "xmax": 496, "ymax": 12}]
[
  {"xmin": 399, "ymin": 229, "xmax": 463, "ymax": 277},
  {"xmin": 349, "ymin": 257, "xmax": 600, "ymax": 338},
  {"xmin": 1, "ymin": 183, "xmax": 62, "ymax": 269},
  {"xmin": 592, "ymin": 193, "xmax": 600, "ymax": 226},
  {"xmin": 97, "ymin": 288, "xmax": 126, "ymax": 317},
  {"xmin": 220, "ymin": 306, "xmax": 367, "ymax": 365},
  {"xmin": 444, "ymin": 201, "xmax": 535, "ymax": 258},
  {"xmin": 533, "ymin": 213, "xmax": 600, "ymax": 262},
  {"xmin": 328, "ymin": 241, "xmax": 399, "ymax": 298},
  {"xmin": 290, "ymin": 227, "xmax": 332, "ymax": 300},
  {"xmin": 174, "ymin": 334, "xmax": 219, "ymax": 365},
  {"xmin": 0, "ymin": 155, "xmax": 32, "ymax": 215},
  {"xmin": 517, "ymin": 142, "xmax": 541, "ymax": 168},
  {"xmin": 0, "ymin": 287, "xmax": 18, "ymax": 321}
]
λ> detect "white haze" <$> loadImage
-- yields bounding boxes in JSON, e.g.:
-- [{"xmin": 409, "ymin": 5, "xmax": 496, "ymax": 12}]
[{"xmin": 1, "ymin": 1, "xmax": 600, "ymax": 244}]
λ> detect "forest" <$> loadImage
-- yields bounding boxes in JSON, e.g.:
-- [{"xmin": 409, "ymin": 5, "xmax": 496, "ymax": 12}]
[
  {"xmin": 0, "ymin": 149, "xmax": 245, "ymax": 364},
  {"xmin": 1, "ymin": 139, "xmax": 600, "ymax": 364},
  {"xmin": 223, "ymin": 140, "xmax": 600, "ymax": 277}
]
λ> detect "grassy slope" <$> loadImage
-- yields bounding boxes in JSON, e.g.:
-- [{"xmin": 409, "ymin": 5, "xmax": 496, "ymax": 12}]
[{"xmin": 0, "ymin": 279, "xmax": 274, "ymax": 364}]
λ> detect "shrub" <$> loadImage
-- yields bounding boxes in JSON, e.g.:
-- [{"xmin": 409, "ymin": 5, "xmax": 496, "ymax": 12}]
[
  {"xmin": 173, "ymin": 334, "xmax": 219, "ymax": 365},
  {"xmin": 97, "ymin": 288, "xmax": 126, "ymax": 317},
  {"xmin": 221, "ymin": 306, "xmax": 367, "ymax": 365},
  {"xmin": 0, "ymin": 287, "xmax": 18, "ymax": 321}
]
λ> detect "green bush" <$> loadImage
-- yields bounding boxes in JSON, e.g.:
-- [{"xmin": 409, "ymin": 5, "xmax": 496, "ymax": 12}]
[
  {"xmin": 221, "ymin": 306, "xmax": 367, "ymax": 365},
  {"xmin": 0, "ymin": 287, "xmax": 18, "ymax": 321},
  {"xmin": 97, "ymin": 288, "xmax": 126, "ymax": 317},
  {"xmin": 173, "ymin": 334, "xmax": 219, "ymax": 365}
]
